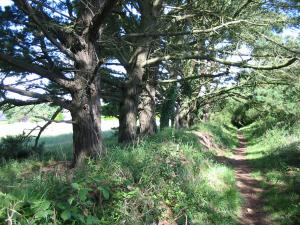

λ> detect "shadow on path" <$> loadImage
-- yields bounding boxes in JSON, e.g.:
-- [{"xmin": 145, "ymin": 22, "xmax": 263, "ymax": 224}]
[{"xmin": 215, "ymin": 131, "xmax": 269, "ymax": 225}]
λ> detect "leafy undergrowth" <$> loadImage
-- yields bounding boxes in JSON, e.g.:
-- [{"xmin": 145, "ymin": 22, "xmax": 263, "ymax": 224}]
[
  {"xmin": 0, "ymin": 124, "xmax": 240, "ymax": 225},
  {"xmin": 242, "ymin": 122, "xmax": 300, "ymax": 225}
]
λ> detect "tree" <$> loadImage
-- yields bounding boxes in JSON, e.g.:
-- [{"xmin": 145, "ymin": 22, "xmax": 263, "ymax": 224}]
[
  {"xmin": 100, "ymin": 0, "xmax": 163, "ymax": 142},
  {"xmin": 104, "ymin": 0, "xmax": 298, "ymax": 138},
  {"xmin": 0, "ymin": 0, "xmax": 119, "ymax": 166},
  {"xmin": 149, "ymin": 0, "xmax": 299, "ymax": 129}
]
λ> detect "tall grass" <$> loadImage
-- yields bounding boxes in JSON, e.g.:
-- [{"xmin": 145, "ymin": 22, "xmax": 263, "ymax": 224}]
[{"xmin": 0, "ymin": 124, "xmax": 240, "ymax": 225}]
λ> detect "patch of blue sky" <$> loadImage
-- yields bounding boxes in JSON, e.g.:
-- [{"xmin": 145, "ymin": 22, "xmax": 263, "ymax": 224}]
[{"xmin": 104, "ymin": 59, "xmax": 126, "ymax": 77}]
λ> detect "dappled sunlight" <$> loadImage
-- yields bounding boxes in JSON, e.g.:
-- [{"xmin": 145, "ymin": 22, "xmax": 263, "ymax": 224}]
[
  {"xmin": 242, "ymin": 122, "xmax": 300, "ymax": 225},
  {"xmin": 205, "ymin": 166, "xmax": 232, "ymax": 192}
]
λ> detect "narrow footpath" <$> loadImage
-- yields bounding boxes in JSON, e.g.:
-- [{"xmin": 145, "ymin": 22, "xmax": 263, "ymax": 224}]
[{"xmin": 234, "ymin": 131, "xmax": 268, "ymax": 225}]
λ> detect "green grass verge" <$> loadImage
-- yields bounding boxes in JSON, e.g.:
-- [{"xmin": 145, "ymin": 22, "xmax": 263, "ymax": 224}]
[
  {"xmin": 102, "ymin": 116, "xmax": 118, "ymax": 121},
  {"xmin": 242, "ymin": 123, "xmax": 300, "ymax": 225},
  {"xmin": 0, "ymin": 123, "xmax": 240, "ymax": 225}
]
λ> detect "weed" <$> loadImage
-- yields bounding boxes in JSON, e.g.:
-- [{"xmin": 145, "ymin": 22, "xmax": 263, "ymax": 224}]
[{"xmin": 0, "ymin": 125, "xmax": 240, "ymax": 225}]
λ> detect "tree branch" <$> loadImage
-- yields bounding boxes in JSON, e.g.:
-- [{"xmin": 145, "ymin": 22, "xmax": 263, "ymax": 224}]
[
  {"xmin": 1, "ymin": 85, "xmax": 71, "ymax": 109},
  {"xmin": 233, "ymin": 0, "xmax": 253, "ymax": 18},
  {"xmin": 34, "ymin": 116, "xmax": 74, "ymax": 124},
  {"xmin": 124, "ymin": 20, "xmax": 265, "ymax": 38},
  {"xmin": 34, "ymin": 107, "xmax": 63, "ymax": 148},
  {"xmin": 0, "ymin": 98, "xmax": 47, "ymax": 108},
  {"xmin": 0, "ymin": 52, "xmax": 75, "ymax": 89},
  {"xmin": 13, "ymin": 0, "xmax": 76, "ymax": 60},
  {"xmin": 88, "ymin": 0, "xmax": 119, "ymax": 42},
  {"xmin": 257, "ymin": 32, "xmax": 300, "ymax": 56},
  {"xmin": 158, "ymin": 72, "xmax": 229, "ymax": 84},
  {"xmin": 144, "ymin": 52, "xmax": 298, "ymax": 70},
  {"xmin": 210, "ymin": 57, "xmax": 298, "ymax": 70}
]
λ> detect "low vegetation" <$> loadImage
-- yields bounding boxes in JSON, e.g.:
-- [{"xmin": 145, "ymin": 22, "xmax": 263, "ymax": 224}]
[
  {"xmin": 0, "ymin": 118, "xmax": 242, "ymax": 225},
  {"xmin": 242, "ymin": 122, "xmax": 300, "ymax": 225},
  {"xmin": 0, "ymin": 135, "xmax": 39, "ymax": 160}
]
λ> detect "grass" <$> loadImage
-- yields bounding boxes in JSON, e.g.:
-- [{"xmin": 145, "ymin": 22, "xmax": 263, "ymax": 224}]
[
  {"xmin": 241, "ymin": 122, "xmax": 300, "ymax": 225},
  {"xmin": 101, "ymin": 116, "xmax": 118, "ymax": 121},
  {"xmin": 0, "ymin": 121, "xmax": 241, "ymax": 225},
  {"xmin": 32, "ymin": 131, "xmax": 115, "ymax": 161}
]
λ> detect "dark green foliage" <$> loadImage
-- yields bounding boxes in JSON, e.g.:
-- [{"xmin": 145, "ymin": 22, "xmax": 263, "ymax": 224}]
[
  {"xmin": 0, "ymin": 135, "xmax": 33, "ymax": 160},
  {"xmin": 231, "ymin": 101, "xmax": 259, "ymax": 128},
  {"xmin": 0, "ymin": 135, "xmax": 45, "ymax": 161},
  {"xmin": 160, "ymin": 85, "xmax": 177, "ymax": 129},
  {"xmin": 4, "ymin": 104, "xmax": 61, "ymax": 123},
  {"xmin": 102, "ymin": 102, "xmax": 119, "ymax": 118}
]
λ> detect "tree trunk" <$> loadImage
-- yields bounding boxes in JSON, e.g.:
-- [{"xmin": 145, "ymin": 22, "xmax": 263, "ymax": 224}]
[
  {"xmin": 118, "ymin": 80, "xmax": 138, "ymax": 143},
  {"xmin": 139, "ymin": 66, "xmax": 157, "ymax": 135},
  {"xmin": 71, "ymin": 34, "xmax": 102, "ymax": 165},
  {"xmin": 177, "ymin": 114, "xmax": 189, "ymax": 129},
  {"xmin": 71, "ymin": 79, "xmax": 102, "ymax": 166},
  {"xmin": 139, "ymin": 81, "xmax": 157, "ymax": 135},
  {"xmin": 160, "ymin": 106, "xmax": 170, "ymax": 129},
  {"xmin": 117, "ymin": 0, "xmax": 162, "ymax": 142},
  {"xmin": 160, "ymin": 85, "xmax": 176, "ymax": 129},
  {"xmin": 202, "ymin": 103, "xmax": 211, "ymax": 122},
  {"xmin": 175, "ymin": 103, "xmax": 190, "ymax": 129}
]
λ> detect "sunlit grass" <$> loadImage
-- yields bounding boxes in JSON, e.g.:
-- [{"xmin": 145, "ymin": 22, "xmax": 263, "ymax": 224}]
[
  {"xmin": 0, "ymin": 123, "xmax": 241, "ymax": 224},
  {"xmin": 242, "ymin": 122, "xmax": 300, "ymax": 225}
]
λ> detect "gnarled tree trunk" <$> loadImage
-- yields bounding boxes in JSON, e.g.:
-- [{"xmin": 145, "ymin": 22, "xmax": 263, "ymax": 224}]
[
  {"xmin": 71, "ymin": 79, "xmax": 102, "ymax": 165},
  {"xmin": 71, "ymin": 37, "xmax": 103, "ymax": 165},
  {"xmin": 139, "ymin": 81, "xmax": 157, "ymax": 135},
  {"xmin": 117, "ymin": 0, "xmax": 162, "ymax": 142},
  {"xmin": 139, "ymin": 65, "xmax": 157, "ymax": 135},
  {"xmin": 118, "ymin": 80, "xmax": 139, "ymax": 143}
]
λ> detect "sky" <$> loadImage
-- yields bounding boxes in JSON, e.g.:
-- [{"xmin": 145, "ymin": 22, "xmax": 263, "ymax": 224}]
[{"xmin": 1, "ymin": 0, "xmax": 12, "ymax": 7}]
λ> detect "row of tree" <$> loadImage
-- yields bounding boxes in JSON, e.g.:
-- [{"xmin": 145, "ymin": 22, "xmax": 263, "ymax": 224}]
[{"xmin": 0, "ymin": 0, "xmax": 299, "ymax": 166}]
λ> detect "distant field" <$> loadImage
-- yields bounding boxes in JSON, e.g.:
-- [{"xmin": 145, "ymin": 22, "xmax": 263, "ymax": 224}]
[
  {"xmin": 0, "ymin": 119, "xmax": 119, "ymax": 155},
  {"xmin": 0, "ymin": 119, "xmax": 119, "ymax": 138}
]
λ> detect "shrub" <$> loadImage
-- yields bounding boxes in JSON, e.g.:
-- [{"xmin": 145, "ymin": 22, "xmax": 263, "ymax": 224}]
[{"xmin": 0, "ymin": 135, "xmax": 35, "ymax": 160}]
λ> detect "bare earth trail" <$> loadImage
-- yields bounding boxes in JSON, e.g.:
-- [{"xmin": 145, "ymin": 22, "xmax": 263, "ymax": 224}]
[
  {"xmin": 194, "ymin": 130, "xmax": 270, "ymax": 224},
  {"xmin": 233, "ymin": 131, "xmax": 268, "ymax": 225}
]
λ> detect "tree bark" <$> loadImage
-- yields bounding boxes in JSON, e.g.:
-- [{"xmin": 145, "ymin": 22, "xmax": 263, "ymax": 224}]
[
  {"xmin": 118, "ymin": 45, "xmax": 148, "ymax": 142},
  {"xmin": 118, "ymin": 80, "xmax": 138, "ymax": 143},
  {"xmin": 160, "ymin": 85, "xmax": 176, "ymax": 129},
  {"xmin": 70, "ymin": 23, "xmax": 103, "ymax": 165},
  {"xmin": 117, "ymin": 0, "xmax": 162, "ymax": 142},
  {"xmin": 139, "ymin": 81, "xmax": 157, "ymax": 135},
  {"xmin": 202, "ymin": 103, "xmax": 211, "ymax": 122},
  {"xmin": 139, "ymin": 66, "xmax": 157, "ymax": 136},
  {"xmin": 71, "ymin": 78, "xmax": 102, "ymax": 165},
  {"xmin": 160, "ymin": 104, "xmax": 171, "ymax": 129},
  {"xmin": 175, "ymin": 102, "xmax": 194, "ymax": 129}
]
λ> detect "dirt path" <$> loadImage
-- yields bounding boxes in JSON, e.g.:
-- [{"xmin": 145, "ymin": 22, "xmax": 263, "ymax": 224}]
[
  {"xmin": 233, "ymin": 131, "xmax": 268, "ymax": 225},
  {"xmin": 195, "ymin": 130, "xmax": 269, "ymax": 224}
]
